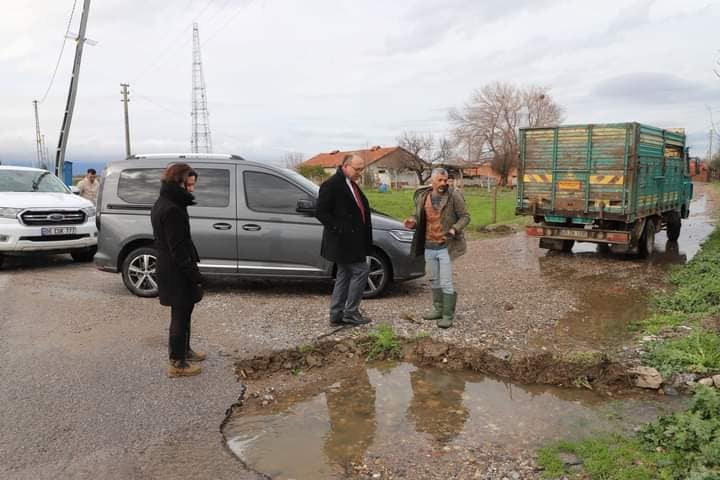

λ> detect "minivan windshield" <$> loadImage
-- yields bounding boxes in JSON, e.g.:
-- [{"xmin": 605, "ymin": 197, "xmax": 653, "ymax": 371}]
[
  {"xmin": 0, "ymin": 170, "xmax": 70, "ymax": 193},
  {"xmin": 282, "ymin": 169, "xmax": 320, "ymax": 195}
]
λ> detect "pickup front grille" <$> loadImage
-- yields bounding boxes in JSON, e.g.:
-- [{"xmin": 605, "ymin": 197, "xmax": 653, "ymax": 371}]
[
  {"xmin": 19, "ymin": 234, "xmax": 91, "ymax": 242},
  {"xmin": 20, "ymin": 210, "xmax": 86, "ymax": 226}
]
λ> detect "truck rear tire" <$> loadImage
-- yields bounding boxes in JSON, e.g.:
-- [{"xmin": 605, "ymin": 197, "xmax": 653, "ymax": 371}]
[
  {"xmin": 666, "ymin": 211, "xmax": 681, "ymax": 242},
  {"xmin": 561, "ymin": 240, "xmax": 575, "ymax": 253},
  {"xmin": 639, "ymin": 221, "xmax": 656, "ymax": 258}
]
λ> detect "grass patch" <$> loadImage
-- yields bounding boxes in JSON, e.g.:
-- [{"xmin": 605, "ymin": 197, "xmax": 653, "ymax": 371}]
[
  {"xmin": 642, "ymin": 330, "xmax": 720, "ymax": 378},
  {"xmin": 538, "ymin": 387, "xmax": 720, "ymax": 479},
  {"xmin": 635, "ymin": 228, "xmax": 720, "ymax": 334},
  {"xmin": 561, "ymin": 350, "xmax": 605, "ymax": 367},
  {"xmin": 298, "ymin": 344, "xmax": 316, "ymax": 354},
  {"xmin": 365, "ymin": 323, "xmax": 401, "ymax": 361},
  {"xmin": 365, "ymin": 187, "xmax": 523, "ymax": 228},
  {"xmin": 631, "ymin": 224, "xmax": 720, "ymax": 377}
]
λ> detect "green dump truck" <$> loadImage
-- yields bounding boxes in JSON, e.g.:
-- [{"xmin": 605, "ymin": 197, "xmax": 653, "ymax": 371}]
[{"xmin": 516, "ymin": 122, "xmax": 693, "ymax": 255}]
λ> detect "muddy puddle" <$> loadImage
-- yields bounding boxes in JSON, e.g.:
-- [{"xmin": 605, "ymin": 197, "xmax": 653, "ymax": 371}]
[
  {"xmin": 529, "ymin": 191, "xmax": 715, "ymax": 350},
  {"xmin": 224, "ymin": 362, "xmax": 683, "ymax": 479}
]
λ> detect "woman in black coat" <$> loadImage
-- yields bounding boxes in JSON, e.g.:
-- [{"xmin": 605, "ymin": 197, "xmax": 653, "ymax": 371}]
[{"xmin": 151, "ymin": 163, "xmax": 205, "ymax": 378}]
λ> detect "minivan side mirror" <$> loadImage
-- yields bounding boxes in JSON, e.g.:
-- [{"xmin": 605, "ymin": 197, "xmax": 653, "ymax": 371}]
[{"xmin": 296, "ymin": 198, "xmax": 316, "ymax": 215}]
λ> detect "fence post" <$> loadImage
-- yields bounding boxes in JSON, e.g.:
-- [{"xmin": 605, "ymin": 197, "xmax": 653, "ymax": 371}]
[{"xmin": 491, "ymin": 186, "xmax": 497, "ymax": 224}]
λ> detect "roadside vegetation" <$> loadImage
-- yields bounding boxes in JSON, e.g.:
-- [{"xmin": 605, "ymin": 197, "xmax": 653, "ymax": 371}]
[
  {"xmin": 538, "ymin": 386, "xmax": 720, "ymax": 479},
  {"xmin": 538, "ymin": 186, "xmax": 720, "ymax": 479},
  {"xmin": 633, "ymin": 224, "xmax": 720, "ymax": 377},
  {"xmin": 365, "ymin": 323, "xmax": 401, "ymax": 361},
  {"xmin": 365, "ymin": 187, "xmax": 521, "ymax": 229}
]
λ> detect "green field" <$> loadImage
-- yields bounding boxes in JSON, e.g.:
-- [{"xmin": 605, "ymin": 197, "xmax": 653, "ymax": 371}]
[{"xmin": 365, "ymin": 187, "xmax": 523, "ymax": 229}]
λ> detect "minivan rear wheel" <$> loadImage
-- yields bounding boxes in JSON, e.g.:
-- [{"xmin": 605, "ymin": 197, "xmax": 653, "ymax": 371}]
[
  {"xmin": 122, "ymin": 246, "xmax": 159, "ymax": 297},
  {"xmin": 363, "ymin": 251, "xmax": 390, "ymax": 299}
]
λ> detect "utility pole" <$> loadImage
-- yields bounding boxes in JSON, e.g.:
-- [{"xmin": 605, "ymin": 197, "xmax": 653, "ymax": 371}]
[
  {"xmin": 33, "ymin": 100, "xmax": 44, "ymax": 169},
  {"xmin": 41, "ymin": 135, "xmax": 49, "ymax": 168},
  {"xmin": 120, "ymin": 83, "xmax": 131, "ymax": 158},
  {"xmin": 55, "ymin": 0, "xmax": 92, "ymax": 181},
  {"xmin": 190, "ymin": 23, "xmax": 212, "ymax": 153},
  {"xmin": 709, "ymin": 129, "xmax": 714, "ymax": 162}
]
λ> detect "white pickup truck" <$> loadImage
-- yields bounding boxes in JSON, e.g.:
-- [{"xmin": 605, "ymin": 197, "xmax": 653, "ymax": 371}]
[{"xmin": 0, "ymin": 166, "xmax": 98, "ymax": 268}]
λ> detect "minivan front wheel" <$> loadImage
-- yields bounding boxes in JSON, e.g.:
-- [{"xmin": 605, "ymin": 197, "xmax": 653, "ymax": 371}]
[
  {"xmin": 122, "ymin": 246, "xmax": 159, "ymax": 297},
  {"xmin": 363, "ymin": 251, "xmax": 390, "ymax": 299}
]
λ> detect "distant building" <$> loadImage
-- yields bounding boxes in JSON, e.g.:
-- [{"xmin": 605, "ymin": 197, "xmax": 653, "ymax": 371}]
[
  {"xmin": 689, "ymin": 157, "xmax": 710, "ymax": 182},
  {"xmin": 302, "ymin": 146, "xmax": 421, "ymax": 187},
  {"xmin": 461, "ymin": 162, "xmax": 518, "ymax": 187}
]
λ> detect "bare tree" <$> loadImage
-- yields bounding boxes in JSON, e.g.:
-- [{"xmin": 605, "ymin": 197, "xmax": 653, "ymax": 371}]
[
  {"xmin": 449, "ymin": 82, "xmax": 564, "ymax": 185},
  {"xmin": 283, "ymin": 151, "xmax": 305, "ymax": 170},
  {"xmin": 397, "ymin": 131, "xmax": 435, "ymax": 184},
  {"xmin": 432, "ymin": 136, "xmax": 455, "ymax": 165}
]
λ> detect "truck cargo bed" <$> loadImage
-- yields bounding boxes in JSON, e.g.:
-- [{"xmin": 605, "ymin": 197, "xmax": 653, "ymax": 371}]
[{"xmin": 516, "ymin": 122, "xmax": 692, "ymax": 223}]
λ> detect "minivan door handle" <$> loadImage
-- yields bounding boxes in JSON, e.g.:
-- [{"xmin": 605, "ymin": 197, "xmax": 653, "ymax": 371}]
[
  {"xmin": 242, "ymin": 224, "xmax": 261, "ymax": 231},
  {"xmin": 213, "ymin": 223, "xmax": 232, "ymax": 230}
]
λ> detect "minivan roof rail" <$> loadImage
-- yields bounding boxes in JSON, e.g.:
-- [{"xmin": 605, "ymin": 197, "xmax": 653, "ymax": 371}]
[{"xmin": 127, "ymin": 153, "xmax": 245, "ymax": 161}]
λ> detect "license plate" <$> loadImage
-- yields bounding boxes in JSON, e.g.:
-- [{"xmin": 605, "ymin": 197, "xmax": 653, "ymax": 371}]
[
  {"xmin": 558, "ymin": 180, "xmax": 582, "ymax": 190},
  {"xmin": 559, "ymin": 229, "xmax": 588, "ymax": 238},
  {"xmin": 41, "ymin": 226, "xmax": 77, "ymax": 236}
]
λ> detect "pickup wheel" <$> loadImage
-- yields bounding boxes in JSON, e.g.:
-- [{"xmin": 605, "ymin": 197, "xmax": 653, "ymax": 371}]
[
  {"xmin": 0, "ymin": 254, "xmax": 4, "ymax": 269},
  {"xmin": 639, "ymin": 220, "xmax": 656, "ymax": 258},
  {"xmin": 121, "ymin": 246, "xmax": 159, "ymax": 297},
  {"xmin": 666, "ymin": 211, "xmax": 681, "ymax": 241},
  {"xmin": 71, "ymin": 246, "xmax": 97, "ymax": 262}
]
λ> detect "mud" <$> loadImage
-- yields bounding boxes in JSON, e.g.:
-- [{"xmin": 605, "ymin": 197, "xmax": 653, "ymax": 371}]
[{"xmin": 224, "ymin": 360, "xmax": 685, "ymax": 480}]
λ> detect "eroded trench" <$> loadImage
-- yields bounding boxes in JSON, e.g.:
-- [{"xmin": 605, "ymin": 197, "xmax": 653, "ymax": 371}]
[{"xmin": 220, "ymin": 190, "xmax": 715, "ymax": 479}]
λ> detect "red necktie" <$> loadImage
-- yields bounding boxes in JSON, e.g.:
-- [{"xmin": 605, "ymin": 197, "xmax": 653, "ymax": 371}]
[{"xmin": 351, "ymin": 182, "xmax": 366, "ymax": 223}]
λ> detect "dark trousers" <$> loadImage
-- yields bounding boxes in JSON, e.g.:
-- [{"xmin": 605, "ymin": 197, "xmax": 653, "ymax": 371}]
[
  {"xmin": 169, "ymin": 304, "xmax": 194, "ymax": 361},
  {"xmin": 329, "ymin": 261, "xmax": 370, "ymax": 321}
]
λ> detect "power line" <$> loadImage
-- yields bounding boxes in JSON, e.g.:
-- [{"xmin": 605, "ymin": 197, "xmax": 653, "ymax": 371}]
[
  {"xmin": 133, "ymin": 90, "xmax": 286, "ymax": 152},
  {"xmin": 39, "ymin": 0, "xmax": 79, "ymax": 104},
  {"xmin": 201, "ymin": 0, "xmax": 251, "ymax": 46},
  {"xmin": 131, "ymin": 0, "xmax": 216, "ymax": 83}
]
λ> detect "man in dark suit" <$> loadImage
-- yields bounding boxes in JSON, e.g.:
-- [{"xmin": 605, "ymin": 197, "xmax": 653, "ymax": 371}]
[{"xmin": 316, "ymin": 154, "xmax": 373, "ymax": 326}]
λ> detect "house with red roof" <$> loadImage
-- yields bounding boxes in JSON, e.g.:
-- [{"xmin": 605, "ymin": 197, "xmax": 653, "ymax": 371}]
[{"xmin": 301, "ymin": 145, "xmax": 422, "ymax": 187}]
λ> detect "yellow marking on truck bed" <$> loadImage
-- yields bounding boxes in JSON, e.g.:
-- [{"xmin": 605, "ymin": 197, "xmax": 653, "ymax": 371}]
[
  {"xmin": 589, "ymin": 175, "xmax": 624, "ymax": 185},
  {"xmin": 523, "ymin": 174, "xmax": 553, "ymax": 183}
]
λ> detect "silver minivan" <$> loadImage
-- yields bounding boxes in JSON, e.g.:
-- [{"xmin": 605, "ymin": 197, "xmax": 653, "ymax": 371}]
[{"xmin": 94, "ymin": 153, "xmax": 425, "ymax": 298}]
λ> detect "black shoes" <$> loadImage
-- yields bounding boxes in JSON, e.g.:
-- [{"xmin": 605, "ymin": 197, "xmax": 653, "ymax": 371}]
[
  {"xmin": 329, "ymin": 312, "xmax": 345, "ymax": 326},
  {"xmin": 342, "ymin": 312, "xmax": 371, "ymax": 325},
  {"xmin": 329, "ymin": 311, "xmax": 371, "ymax": 326}
]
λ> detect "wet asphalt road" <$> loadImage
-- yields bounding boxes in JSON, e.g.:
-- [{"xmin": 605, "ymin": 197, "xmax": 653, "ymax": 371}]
[
  {"xmin": 0, "ymin": 258, "xmax": 259, "ymax": 480},
  {"xmin": 0, "ymin": 184, "xmax": 715, "ymax": 479}
]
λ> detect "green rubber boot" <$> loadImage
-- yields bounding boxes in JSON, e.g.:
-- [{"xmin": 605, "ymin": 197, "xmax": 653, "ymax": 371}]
[
  {"xmin": 422, "ymin": 289, "xmax": 444, "ymax": 320},
  {"xmin": 437, "ymin": 291, "xmax": 457, "ymax": 329}
]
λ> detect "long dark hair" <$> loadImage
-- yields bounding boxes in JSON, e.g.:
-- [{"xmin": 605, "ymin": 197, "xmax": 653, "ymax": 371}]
[{"xmin": 161, "ymin": 163, "xmax": 198, "ymax": 185}]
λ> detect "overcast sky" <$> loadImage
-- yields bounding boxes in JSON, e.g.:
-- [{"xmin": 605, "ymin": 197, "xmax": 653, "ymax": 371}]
[{"xmin": 1, "ymin": 0, "xmax": 719, "ymax": 171}]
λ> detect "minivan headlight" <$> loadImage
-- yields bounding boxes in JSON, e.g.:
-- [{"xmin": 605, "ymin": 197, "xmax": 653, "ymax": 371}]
[
  {"xmin": 389, "ymin": 229, "xmax": 414, "ymax": 243},
  {"xmin": 82, "ymin": 206, "xmax": 96, "ymax": 218},
  {"xmin": 0, "ymin": 207, "xmax": 21, "ymax": 219}
]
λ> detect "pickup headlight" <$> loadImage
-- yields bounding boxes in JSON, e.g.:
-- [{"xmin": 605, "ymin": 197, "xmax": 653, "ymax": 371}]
[
  {"xmin": 389, "ymin": 229, "xmax": 415, "ymax": 243},
  {"xmin": 0, "ymin": 207, "xmax": 22, "ymax": 219},
  {"xmin": 82, "ymin": 206, "xmax": 96, "ymax": 218}
]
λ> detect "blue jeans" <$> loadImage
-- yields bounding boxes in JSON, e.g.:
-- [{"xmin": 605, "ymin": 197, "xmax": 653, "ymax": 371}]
[{"xmin": 424, "ymin": 247, "xmax": 454, "ymax": 294}]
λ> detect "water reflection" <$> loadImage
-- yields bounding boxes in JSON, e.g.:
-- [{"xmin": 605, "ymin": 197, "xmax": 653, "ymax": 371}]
[
  {"xmin": 406, "ymin": 368, "xmax": 468, "ymax": 442},
  {"xmin": 224, "ymin": 362, "xmax": 681, "ymax": 480},
  {"xmin": 324, "ymin": 368, "xmax": 376, "ymax": 470}
]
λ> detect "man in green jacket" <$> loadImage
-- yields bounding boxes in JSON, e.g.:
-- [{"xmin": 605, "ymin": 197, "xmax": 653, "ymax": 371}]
[{"xmin": 404, "ymin": 168, "xmax": 470, "ymax": 328}]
